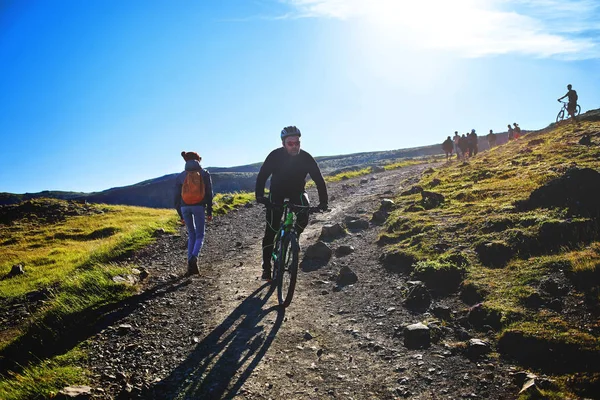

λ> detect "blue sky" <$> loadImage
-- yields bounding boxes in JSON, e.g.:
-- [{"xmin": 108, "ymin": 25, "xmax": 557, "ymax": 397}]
[{"xmin": 1, "ymin": 0, "xmax": 599, "ymax": 194}]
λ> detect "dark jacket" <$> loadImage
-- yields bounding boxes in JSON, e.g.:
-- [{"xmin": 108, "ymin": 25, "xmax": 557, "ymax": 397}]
[
  {"xmin": 255, "ymin": 147, "xmax": 328, "ymax": 205},
  {"xmin": 442, "ymin": 138, "xmax": 454, "ymax": 153},
  {"xmin": 174, "ymin": 160, "xmax": 214, "ymax": 217}
]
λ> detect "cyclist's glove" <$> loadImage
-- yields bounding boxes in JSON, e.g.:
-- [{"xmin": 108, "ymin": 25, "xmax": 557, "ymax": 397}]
[
  {"xmin": 256, "ymin": 196, "xmax": 269, "ymax": 205},
  {"xmin": 318, "ymin": 202, "xmax": 328, "ymax": 212}
]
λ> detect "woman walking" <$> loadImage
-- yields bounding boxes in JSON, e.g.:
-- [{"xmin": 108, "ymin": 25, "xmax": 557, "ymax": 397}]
[{"xmin": 174, "ymin": 151, "xmax": 213, "ymax": 275}]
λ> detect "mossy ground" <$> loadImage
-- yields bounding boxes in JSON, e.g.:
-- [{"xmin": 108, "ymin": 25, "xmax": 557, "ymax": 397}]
[
  {"xmin": 383, "ymin": 120, "xmax": 600, "ymax": 396},
  {"xmin": 0, "ymin": 195, "xmax": 252, "ymax": 399}
]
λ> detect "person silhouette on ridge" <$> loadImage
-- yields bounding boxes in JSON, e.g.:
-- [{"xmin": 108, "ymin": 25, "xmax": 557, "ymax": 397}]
[
  {"xmin": 557, "ymin": 84, "xmax": 579, "ymax": 124},
  {"xmin": 442, "ymin": 136, "xmax": 454, "ymax": 161}
]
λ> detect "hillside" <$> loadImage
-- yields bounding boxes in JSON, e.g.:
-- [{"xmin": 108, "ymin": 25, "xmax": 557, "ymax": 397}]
[
  {"xmin": 1, "ymin": 111, "xmax": 599, "ymax": 399},
  {"xmin": 0, "ymin": 140, "xmax": 473, "ymax": 208}
]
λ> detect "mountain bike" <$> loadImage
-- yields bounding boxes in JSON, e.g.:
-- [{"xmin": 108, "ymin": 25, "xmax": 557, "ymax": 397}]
[
  {"xmin": 265, "ymin": 200, "xmax": 321, "ymax": 307},
  {"xmin": 556, "ymin": 100, "xmax": 581, "ymax": 123}
]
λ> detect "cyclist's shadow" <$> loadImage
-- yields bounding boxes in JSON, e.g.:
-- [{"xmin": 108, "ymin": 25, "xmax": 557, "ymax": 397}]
[{"xmin": 144, "ymin": 282, "xmax": 284, "ymax": 400}]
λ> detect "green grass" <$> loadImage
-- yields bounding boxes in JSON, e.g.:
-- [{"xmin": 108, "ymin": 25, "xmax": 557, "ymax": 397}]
[
  {"xmin": 212, "ymin": 191, "xmax": 254, "ymax": 215},
  {"xmin": 0, "ymin": 199, "xmax": 180, "ymax": 397},
  {"xmin": 0, "ymin": 348, "xmax": 87, "ymax": 400},
  {"xmin": 382, "ymin": 120, "xmax": 600, "ymax": 395},
  {"xmin": 0, "ymin": 202, "xmax": 176, "ymax": 299},
  {"xmin": 0, "ymin": 195, "xmax": 255, "ymax": 398}
]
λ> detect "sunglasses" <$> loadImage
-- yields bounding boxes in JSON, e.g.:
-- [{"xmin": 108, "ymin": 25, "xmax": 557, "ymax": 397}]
[{"xmin": 285, "ymin": 141, "xmax": 300, "ymax": 147}]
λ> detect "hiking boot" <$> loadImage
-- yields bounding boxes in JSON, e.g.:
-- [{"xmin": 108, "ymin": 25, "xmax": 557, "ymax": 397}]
[
  {"xmin": 261, "ymin": 266, "xmax": 272, "ymax": 281},
  {"xmin": 186, "ymin": 256, "xmax": 199, "ymax": 276}
]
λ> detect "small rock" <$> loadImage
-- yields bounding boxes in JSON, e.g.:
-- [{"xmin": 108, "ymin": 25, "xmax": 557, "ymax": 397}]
[
  {"xmin": 8, "ymin": 264, "xmax": 25, "ymax": 277},
  {"xmin": 403, "ymin": 323, "xmax": 431, "ymax": 349},
  {"xmin": 56, "ymin": 385, "xmax": 92, "ymax": 399},
  {"xmin": 335, "ymin": 245, "xmax": 355, "ymax": 257},
  {"xmin": 319, "ymin": 224, "xmax": 346, "ymax": 241},
  {"xmin": 467, "ymin": 338, "xmax": 491, "ymax": 359},
  {"xmin": 336, "ymin": 265, "xmax": 358, "ymax": 286},
  {"xmin": 117, "ymin": 324, "xmax": 133, "ymax": 335}
]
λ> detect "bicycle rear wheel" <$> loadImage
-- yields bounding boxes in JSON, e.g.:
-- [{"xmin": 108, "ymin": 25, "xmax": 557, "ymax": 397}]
[
  {"xmin": 556, "ymin": 109, "xmax": 565, "ymax": 124},
  {"xmin": 276, "ymin": 232, "xmax": 299, "ymax": 307},
  {"xmin": 574, "ymin": 105, "xmax": 581, "ymax": 117}
]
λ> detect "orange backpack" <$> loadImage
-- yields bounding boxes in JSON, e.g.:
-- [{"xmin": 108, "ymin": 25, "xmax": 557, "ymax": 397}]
[{"xmin": 181, "ymin": 171, "xmax": 205, "ymax": 205}]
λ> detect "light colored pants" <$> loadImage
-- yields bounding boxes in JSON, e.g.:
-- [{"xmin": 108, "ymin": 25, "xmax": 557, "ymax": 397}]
[{"xmin": 181, "ymin": 205, "xmax": 205, "ymax": 260}]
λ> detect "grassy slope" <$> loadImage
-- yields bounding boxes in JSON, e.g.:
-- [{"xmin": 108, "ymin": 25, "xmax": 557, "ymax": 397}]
[
  {"xmin": 383, "ymin": 120, "xmax": 600, "ymax": 397},
  {"xmin": 0, "ymin": 194, "xmax": 253, "ymax": 399}
]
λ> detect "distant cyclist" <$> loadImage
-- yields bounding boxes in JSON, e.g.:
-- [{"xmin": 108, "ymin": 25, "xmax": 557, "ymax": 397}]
[
  {"xmin": 255, "ymin": 126, "xmax": 328, "ymax": 280},
  {"xmin": 557, "ymin": 84, "xmax": 579, "ymax": 123}
]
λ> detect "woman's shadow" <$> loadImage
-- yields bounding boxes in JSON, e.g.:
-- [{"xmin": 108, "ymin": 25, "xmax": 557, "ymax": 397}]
[{"xmin": 143, "ymin": 282, "xmax": 285, "ymax": 400}]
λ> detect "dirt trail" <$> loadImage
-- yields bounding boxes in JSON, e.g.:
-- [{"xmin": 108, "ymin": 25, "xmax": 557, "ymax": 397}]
[{"xmin": 88, "ymin": 164, "xmax": 517, "ymax": 399}]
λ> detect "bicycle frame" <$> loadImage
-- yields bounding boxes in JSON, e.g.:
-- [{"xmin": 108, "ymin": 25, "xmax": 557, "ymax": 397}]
[
  {"xmin": 265, "ymin": 199, "xmax": 319, "ymax": 307},
  {"xmin": 271, "ymin": 201, "xmax": 304, "ymax": 271},
  {"xmin": 556, "ymin": 101, "xmax": 581, "ymax": 123}
]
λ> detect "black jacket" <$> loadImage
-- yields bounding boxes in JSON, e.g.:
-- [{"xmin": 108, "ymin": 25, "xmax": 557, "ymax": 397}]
[{"xmin": 255, "ymin": 147, "xmax": 328, "ymax": 205}]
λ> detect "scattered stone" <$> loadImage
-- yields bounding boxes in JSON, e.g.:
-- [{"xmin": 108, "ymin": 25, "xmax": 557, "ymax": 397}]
[
  {"xmin": 136, "ymin": 267, "xmax": 149, "ymax": 280},
  {"xmin": 303, "ymin": 331, "xmax": 314, "ymax": 340},
  {"xmin": 371, "ymin": 210, "xmax": 388, "ymax": 223},
  {"xmin": 400, "ymin": 186, "xmax": 423, "ymax": 196},
  {"xmin": 336, "ymin": 265, "xmax": 358, "ymax": 286},
  {"xmin": 429, "ymin": 178, "xmax": 441, "ymax": 187},
  {"xmin": 319, "ymin": 224, "xmax": 347, "ymax": 241},
  {"xmin": 8, "ymin": 264, "xmax": 25, "ymax": 277},
  {"xmin": 579, "ymin": 134, "xmax": 592, "ymax": 146},
  {"xmin": 304, "ymin": 241, "xmax": 333, "ymax": 262},
  {"xmin": 335, "ymin": 245, "xmax": 355, "ymax": 257},
  {"xmin": 56, "ymin": 385, "xmax": 92, "ymax": 399},
  {"xmin": 420, "ymin": 191, "xmax": 445, "ymax": 209},
  {"xmin": 380, "ymin": 199, "xmax": 395, "ymax": 210},
  {"xmin": 345, "ymin": 218, "xmax": 369, "ymax": 230},
  {"xmin": 403, "ymin": 323, "xmax": 431, "ymax": 349},
  {"xmin": 431, "ymin": 305, "xmax": 452, "ymax": 321},
  {"xmin": 467, "ymin": 338, "xmax": 491, "ymax": 359},
  {"xmin": 117, "ymin": 324, "xmax": 133, "ymax": 335},
  {"xmin": 153, "ymin": 228, "xmax": 167, "ymax": 237},
  {"xmin": 519, "ymin": 377, "xmax": 544, "ymax": 397},
  {"xmin": 403, "ymin": 282, "xmax": 431, "ymax": 311}
]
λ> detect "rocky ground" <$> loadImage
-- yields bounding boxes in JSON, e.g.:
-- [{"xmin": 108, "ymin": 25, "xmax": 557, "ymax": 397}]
[{"xmin": 85, "ymin": 165, "xmax": 527, "ymax": 399}]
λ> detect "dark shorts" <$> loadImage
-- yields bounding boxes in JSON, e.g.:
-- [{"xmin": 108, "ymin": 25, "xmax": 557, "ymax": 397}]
[{"xmin": 567, "ymin": 102, "xmax": 576, "ymax": 114}]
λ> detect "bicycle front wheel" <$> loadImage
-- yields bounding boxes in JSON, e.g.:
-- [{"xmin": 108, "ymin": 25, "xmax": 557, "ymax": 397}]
[
  {"xmin": 556, "ymin": 109, "xmax": 565, "ymax": 124},
  {"xmin": 276, "ymin": 232, "xmax": 299, "ymax": 307}
]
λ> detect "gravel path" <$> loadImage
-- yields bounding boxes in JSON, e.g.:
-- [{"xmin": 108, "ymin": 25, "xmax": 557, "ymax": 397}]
[{"xmin": 87, "ymin": 164, "xmax": 519, "ymax": 399}]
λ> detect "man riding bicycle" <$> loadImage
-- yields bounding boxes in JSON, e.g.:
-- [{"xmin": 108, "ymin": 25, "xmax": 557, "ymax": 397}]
[
  {"xmin": 255, "ymin": 126, "xmax": 328, "ymax": 280},
  {"xmin": 557, "ymin": 84, "xmax": 579, "ymax": 123}
]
